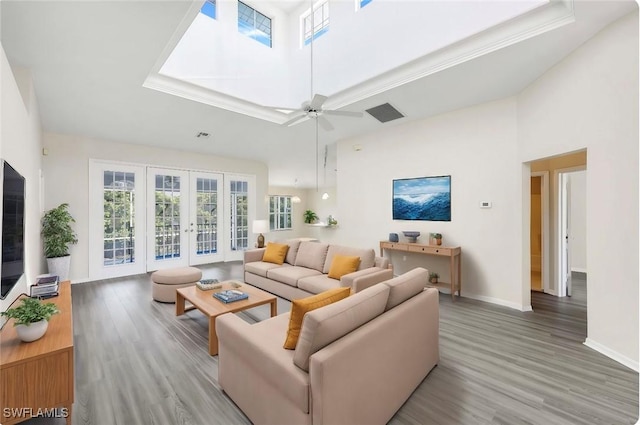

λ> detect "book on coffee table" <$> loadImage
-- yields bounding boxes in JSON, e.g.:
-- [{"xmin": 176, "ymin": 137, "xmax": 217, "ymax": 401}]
[{"xmin": 213, "ymin": 289, "xmax": 249, "ymax": 303}]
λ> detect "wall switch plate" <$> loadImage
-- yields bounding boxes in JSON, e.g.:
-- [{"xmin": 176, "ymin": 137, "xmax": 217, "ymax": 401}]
[{"xmin": 480, "ymin": 201, "xmax": 492, "ymax": 208}]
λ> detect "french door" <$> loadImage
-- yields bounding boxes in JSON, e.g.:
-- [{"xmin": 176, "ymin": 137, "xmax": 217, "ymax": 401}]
[
  {"xmin": 89, "ymin": 161, "xmax": 146, "ymax": 279},
  {"xmin": 146, "ymin": 168, "xmax": 225, "ymax": 271},
  {"xmin": 89, "ymin": 162, "xmax": 253, "ymax": 279}
]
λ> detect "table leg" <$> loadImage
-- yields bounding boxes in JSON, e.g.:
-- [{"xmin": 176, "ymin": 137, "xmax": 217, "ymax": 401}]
[
  {"xmin": 270, "ymin": 299, "xmax": 278, "ymax": 317},
  {"xmin": 450, "ymin": 256, "xmax": 456, "ymax": 301},
  {"xmin": 176, "ymin": 291, "xmax": 185, "ymax": 316},
  {"xmin": 209, "ymin": 315, "xmax": 219, "ymax": 356},
  {"xmin": 65, "ymin": 404, "xmax": 72, "ymax": 425},
  {"xmin": 458, "ymin": 253, "xmax": 462, "ymax": 297}
]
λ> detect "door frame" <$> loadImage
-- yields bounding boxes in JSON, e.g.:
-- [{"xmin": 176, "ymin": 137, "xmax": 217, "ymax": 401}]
[
  {"xmin": 531, "ymin": 171, "xmax": 550, "ymax": 294},
  {"xmin": 554, "ymin": 166, "xmax": 586, "ymax": 298}
]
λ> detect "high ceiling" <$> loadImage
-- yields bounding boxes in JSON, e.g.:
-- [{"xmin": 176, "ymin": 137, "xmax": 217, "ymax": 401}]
[{"xmin": 1, "ymin": 1, "xmax": 636, "ymax": 187}]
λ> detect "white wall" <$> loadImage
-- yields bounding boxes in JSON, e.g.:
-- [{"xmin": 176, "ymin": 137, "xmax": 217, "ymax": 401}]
[
  {"xmin": 335, "ymin": 97, "xmax": 523, "ymax": 309},
  {"xmin": 569, "ymin": 170, "xmax": 586, "ymax": 273},
  {"xmin": 42, "ymin": 133, "xmax": 268, "ymax": 282},
  {"xmin": 0, "ymin": 46, "xmax": 43, "ymax": 314},
  {"xmin": 518, "ymin": 11, "xmax": 638, "ymax": 368}
]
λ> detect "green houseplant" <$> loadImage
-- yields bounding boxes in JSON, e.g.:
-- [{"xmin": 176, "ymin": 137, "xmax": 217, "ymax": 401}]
[
  {"xmin": 304, "ymin": 210, "xmax": 319, "ymax": 224},
  {"xmin": 1, "ymin": 298, "xmax": 59, "ymax": 342},
  {"xmin": 41, "ymin": 203, "xmax": 78, "ymax": 281},
  {"xmin": 429, "ymin": 272, "xmax": 439, "ymax": 284}
]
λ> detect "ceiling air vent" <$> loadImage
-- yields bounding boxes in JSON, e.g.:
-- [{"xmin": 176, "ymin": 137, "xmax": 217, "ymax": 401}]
[
  {"xmin": 365, "ymin": 103, "xmax": 405, "ymax": 123},
  {"xmin": 196, "ymin": 132, "xmax": 210, "ymax": 139}
]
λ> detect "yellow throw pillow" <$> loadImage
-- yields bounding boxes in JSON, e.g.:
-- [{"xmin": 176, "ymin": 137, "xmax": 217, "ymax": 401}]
[
  {"xmin": 283, "ymin": 287, "xmax": 350, "ymax": 349},
  {"xmin": 328, "ymin": 255, "xmax": 361, "ymax": 279},
  {"xmin": 262, "ymin": 242, "xmax": 289, "ymax": 265}
]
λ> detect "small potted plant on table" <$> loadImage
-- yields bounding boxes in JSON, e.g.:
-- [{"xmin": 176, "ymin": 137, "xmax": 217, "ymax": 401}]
[
  {"xmin": 1, "ymin": 298, "xmax": 59, "ymax": 342},
  {"xmin": 429, "ymin": 272, "xmax": 440, "ymax": 284}
]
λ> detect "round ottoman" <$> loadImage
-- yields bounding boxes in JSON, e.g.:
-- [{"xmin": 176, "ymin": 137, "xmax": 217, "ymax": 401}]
[{"xmin": 151, "ymin": 266, "xmax": 202, "ymax": 303}]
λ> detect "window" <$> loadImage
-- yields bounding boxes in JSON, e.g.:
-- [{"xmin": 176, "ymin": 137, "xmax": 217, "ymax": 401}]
[
  {"xmin": 238, "ymin": 1, "xmax": 272, "ymax": 47},
  {"xmin": 302, "ymin": 1, "xmax": 329, "ymax": 46},
  {"xmin": 200, "ymin": 0, "xmax": 216, "ymax": 19},
  {"xmin": 103, "ymin": 171, "xmax": 136, "ymax": 266},
  {"xmin": 269, "ymin": 196, "xmax": 293, "ymax": 231}
]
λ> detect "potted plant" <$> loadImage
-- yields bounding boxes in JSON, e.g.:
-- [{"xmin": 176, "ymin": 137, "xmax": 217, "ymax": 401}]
[
  {"xmin": 304, "ymin": 210, "xmax": 319, "ymax": 224},
  {"xmin": 430, "ymin": 233, "xmax": 443, "ymax": 246},
  {"xmin": 1, "ymin": 298, "xmax": 59, "ymax": 342},
  {"xmin": 429, "ymin": 272, "xmax": 439, "ymax": 284},
  {"xmin": 41, "ymin": 203, "xmax": 78, "ymax": 281}
]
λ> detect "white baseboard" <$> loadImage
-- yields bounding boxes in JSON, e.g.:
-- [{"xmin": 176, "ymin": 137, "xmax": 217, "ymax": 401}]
[
  {"xmin": 462, "ymin": 292, "xmax": 531, "ymax": 312},
  {"xmin": 571, "ymin": 267, "xmax": 587, "ymax": 273},
  {"xmin": 584, "ymin": 338, "xmax": 639, "ymax": 372},
  {"xmin": 545, "ymin": 288, "xmax": 558, "ymax": 296}
]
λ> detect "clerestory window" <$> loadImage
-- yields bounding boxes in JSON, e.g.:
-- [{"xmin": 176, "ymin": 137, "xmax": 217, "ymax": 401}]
[
  {"xmin": 302, "ymin": 0, "xmax": 329, "ymax": 46},
  {"xmin": 238, "ymin": 1, "xmax": 272, "ymax": 48}
]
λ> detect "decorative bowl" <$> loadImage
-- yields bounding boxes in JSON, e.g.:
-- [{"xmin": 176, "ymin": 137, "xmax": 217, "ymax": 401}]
[{"xmin": 402, "ymin": 231, "xmax": 420, "ymax": 243}]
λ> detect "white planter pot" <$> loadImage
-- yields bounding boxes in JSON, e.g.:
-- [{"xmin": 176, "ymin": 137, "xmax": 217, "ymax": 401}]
[
  {"xmin": 15, "ymin": 320, "xmax": 49, "ymax": 342},
  {"xmin": 47, "ymin": 256, "xmax": 71, "ymax": 281}
]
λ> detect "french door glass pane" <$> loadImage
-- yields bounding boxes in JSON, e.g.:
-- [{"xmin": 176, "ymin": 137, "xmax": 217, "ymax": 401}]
[
  {"xmin": 196, "ymin": 177, "xmax": 218, "ymax": 255},
  {"xmin": 230, "ymin": 180, "xmax": 248, "ymax": 251},
  {"xmin": 155, "ymin": 175, "xmax": 181, "ymax": 259},
  {"xmin": 103, "ymin": 171, "xmax": 135, "ymax": 266}
]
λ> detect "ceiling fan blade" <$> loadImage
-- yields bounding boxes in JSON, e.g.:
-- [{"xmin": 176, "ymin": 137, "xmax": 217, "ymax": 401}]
[
  {"xmin": 282, "ymin": 113, "xmax": 308, "ymax": 127},
  {"xmin": 318, "ymin": 115, "xmax": 334, "ymax": 131},
  {"xmin": 309, "ymin": 94, "xmax": 328, "ymax": 110},
  {"xmin": 323, "ymin": 110, "xmax": 364, "ymax": 118}
]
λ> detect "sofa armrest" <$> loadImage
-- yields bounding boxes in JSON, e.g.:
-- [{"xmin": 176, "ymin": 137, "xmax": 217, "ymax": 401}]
[
  {"xmin": 375, "ymin": 256, "xmax": 390, "ymax": 269},
  {"xmin": 216, "ymin": 313, "xmax": 310, "ymax": 414},
  {"xmin": 244, "ymin": 248, "xmax": 265, "ymax": 264},
  {"xmin": 340, "ymin": 267, "xmax": 393, "ymax": 292}
]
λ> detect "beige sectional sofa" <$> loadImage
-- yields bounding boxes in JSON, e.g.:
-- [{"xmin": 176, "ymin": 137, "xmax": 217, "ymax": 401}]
[
  {"xmin": 217, "ymin": 267, "xmax": 439, "ymax": 425},
  {"xmin": 244, "ymin": 239, "xmax": 393, "ymax": 300}
]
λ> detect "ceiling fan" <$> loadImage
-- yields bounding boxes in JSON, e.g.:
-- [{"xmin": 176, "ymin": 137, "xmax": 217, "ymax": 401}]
[{"xmin": 279, "ymin": 94, "xmax": 363, "ymax": 131}]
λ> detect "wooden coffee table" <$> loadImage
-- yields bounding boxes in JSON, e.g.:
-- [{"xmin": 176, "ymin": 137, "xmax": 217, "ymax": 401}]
[{"xmin": 176, "ymin": 281, "xmax": 277, "ymax": 355}]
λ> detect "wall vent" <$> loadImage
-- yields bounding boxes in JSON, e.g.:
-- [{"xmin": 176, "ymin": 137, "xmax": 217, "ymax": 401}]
[{"xmin": 365, "ymin": 103, "xmax": 404, "ymax": 123}]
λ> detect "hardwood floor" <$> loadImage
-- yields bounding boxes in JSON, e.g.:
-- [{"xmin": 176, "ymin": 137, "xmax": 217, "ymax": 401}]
[{"xmin": 20, "ymin": 264, "xmax": 638, "ymax": 424}]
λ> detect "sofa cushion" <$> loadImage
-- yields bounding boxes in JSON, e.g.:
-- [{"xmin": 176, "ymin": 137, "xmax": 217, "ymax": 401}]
[
  {"xmin": 263, "ymin": 242, "xmax": 289, "ymax": 265},
  {"xmin": 298, "ymin": 275, "xmax": 340, "ymax": 295},
  {"xmin": 328, "ymin": 255, "xmax": 361, "ymax": 279},
  {"xmin": 244, "ymin": 261, "xmax": 288, "ymax": 278},
  {"xmin": 322, "ymin": 245, "xmax": 375, "ymax": 273},
  {"xmin": 283, "ymin": 288, "xmax": 351, "ymax": 349},
  {"xmin": 293, "ymin": 284, "xmax": 390, "ymax": 371},
  {"xmin": 295, "ymin": 242, "xmax": 330, "ymax": 272},
  {"xmin": 383, "ymin": 267, "xmax": 428, "ymax": 311},
  {"xmin": 282, "ymin": 239, "xmax": 302, "ymax": 265},
  {"xmin": 267, "ymin": 266, "xmax": 322, "ymax": 287}
]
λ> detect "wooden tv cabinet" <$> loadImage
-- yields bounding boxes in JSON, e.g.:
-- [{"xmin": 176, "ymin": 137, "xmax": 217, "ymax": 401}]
[{"xmin": 0, "ymin": 281, "xmax": 74, "ymax": 425}]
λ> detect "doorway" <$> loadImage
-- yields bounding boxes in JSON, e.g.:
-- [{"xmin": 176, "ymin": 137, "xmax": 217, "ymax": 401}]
[{"xmin": 528, "ymin": 150, "xmax": 586, "ymax": 298}]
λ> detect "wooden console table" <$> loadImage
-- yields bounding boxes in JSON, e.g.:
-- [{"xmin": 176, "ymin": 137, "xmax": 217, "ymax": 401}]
[
  {"xmin": 380, "ymin": 241, "xmax": 462, "ymax": 301},
  {"xmin": 0, "ymin": 281, "xmax": 74, "ymax": 425}
]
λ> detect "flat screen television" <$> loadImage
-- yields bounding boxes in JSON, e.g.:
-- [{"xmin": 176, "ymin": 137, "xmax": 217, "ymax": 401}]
[
  {"xmin": 393, "ymin": 175, "xmax": 451, "ymax": 221},
  {"xmin": 1, "ymin": 160, "xmax": 25, "ymax": 299}
]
